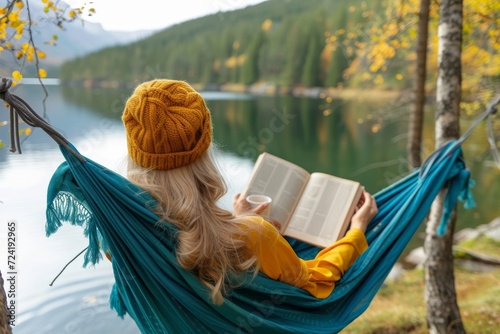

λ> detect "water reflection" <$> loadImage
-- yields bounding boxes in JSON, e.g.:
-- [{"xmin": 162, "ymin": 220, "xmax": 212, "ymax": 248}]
[{"xmin": 206, "ymin": 93, "xmax": 407, "ymax": 191}]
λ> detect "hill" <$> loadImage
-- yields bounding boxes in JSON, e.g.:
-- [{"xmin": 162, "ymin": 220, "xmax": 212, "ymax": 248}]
[{"xmin": 59, "ymin": 0, "xmax": 387, "ymax": 88}]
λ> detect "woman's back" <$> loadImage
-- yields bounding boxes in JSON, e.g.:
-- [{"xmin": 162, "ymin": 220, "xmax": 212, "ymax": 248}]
[{"xmin": 122, "ymin": 79, "xmax": 259, "ymax": 304}]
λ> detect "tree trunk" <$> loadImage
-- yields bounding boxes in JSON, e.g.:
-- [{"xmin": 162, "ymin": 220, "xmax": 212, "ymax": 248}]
[
  {"xmin": 407, "ymin": 0, "xmax": 430, "ymax": 168},
  {"xmin": 424, "ymin": 0, "xmax": 465, "ymax": 333},
  {"xmin": 0, "ymin": 272, "xmax": 12, "ymax": 334}
]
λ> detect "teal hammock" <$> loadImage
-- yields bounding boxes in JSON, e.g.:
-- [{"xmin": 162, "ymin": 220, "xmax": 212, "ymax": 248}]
[{"xmin": 1, "ymin": 78, "xmax": 498, "ymax": 334}]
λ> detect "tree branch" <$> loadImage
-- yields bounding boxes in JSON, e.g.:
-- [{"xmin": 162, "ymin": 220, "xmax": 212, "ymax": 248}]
[{"xmin": 0, "ymin": 272, "xmax": 12, "ymax": 334}]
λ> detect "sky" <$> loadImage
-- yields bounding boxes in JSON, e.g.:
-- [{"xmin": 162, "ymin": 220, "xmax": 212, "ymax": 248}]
[{"xmin": 66, "ymin": 0, "xmax": 269, "ymax": 32}]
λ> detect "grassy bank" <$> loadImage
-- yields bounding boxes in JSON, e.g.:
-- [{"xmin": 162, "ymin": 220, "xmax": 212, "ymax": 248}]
[{"xmin": 344, "ymin": 236, "xmax": 500, "ymax": 333}]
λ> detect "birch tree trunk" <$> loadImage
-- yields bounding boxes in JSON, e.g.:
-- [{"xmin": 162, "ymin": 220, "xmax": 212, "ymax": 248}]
[
  {"xmin": 407, "ymin": 0, "xmax": 430, "ymax": 168},
  {"xmin": 0, "ymin": 272, "xmax": 12, "ymax": 334},
  {"xmin": 424, "ymin": 0, "xmax": 466, "ymax": 333}
]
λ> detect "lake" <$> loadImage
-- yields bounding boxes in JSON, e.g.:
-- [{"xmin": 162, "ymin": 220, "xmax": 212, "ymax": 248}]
[{"xmin": 0, "ymin": 83, "xmax": 498, "ymax": 334}]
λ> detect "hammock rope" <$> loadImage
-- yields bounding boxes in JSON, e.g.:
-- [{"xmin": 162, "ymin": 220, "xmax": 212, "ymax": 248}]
[
  {"xmin": 1, "ymin": 77, "xmax": 498, "ymax": 333},
  {"xmin": 0, "ymin": 77, "xmax": 85, "ymax": 161}
]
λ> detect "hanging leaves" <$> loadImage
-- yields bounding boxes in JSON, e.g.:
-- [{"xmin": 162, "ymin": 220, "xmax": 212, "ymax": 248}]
[
  {"xmin": 12, "ymin": 70, "xmax": 22, "ymax": 80},
  {"xmin": 343, "ymin": 0, "xmax": 498, "ymax": 108},
  {"xmin": 0, "ymin": 0, "xmax": 97, "ymax": 78},
  {"xmin": 38, "ymin": 68, "xmax": 47, "ymax": 78}
]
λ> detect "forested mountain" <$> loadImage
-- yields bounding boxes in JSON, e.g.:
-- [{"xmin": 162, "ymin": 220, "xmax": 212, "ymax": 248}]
[{"xmin": 60, "ymin": 0, "xmax": 389, "ymax": 89}]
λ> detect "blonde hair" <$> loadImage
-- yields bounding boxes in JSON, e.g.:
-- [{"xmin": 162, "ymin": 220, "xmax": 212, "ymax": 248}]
[{"xmin": 126, "ymin": 146, "xmax": 259, "ymax": 304}]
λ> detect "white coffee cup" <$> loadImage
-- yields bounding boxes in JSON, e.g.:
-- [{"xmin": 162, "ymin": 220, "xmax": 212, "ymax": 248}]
[{"xmin": 246, "ymin": 194, "xmax": 272, "ymax": 217}]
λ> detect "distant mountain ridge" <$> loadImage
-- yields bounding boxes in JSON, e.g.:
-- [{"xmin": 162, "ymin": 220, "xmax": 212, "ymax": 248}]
[
  {"xmin": 34, "ymin": 20, "xmax": 153, "ymax": 65},
  {"xmin": 0, "ymin": 0, "xmax": 153, "ymax": 77}
]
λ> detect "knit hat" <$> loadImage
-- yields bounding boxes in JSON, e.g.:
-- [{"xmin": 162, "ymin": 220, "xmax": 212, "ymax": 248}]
[{"xmin": 122, "ymin": 79, "xmax": 212, "ymax": 170}]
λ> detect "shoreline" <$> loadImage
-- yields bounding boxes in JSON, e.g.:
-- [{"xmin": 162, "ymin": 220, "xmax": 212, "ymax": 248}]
[
  {"xmin": 194, "ymin": 82, "xmax": 404, "ymax": 101},
  {"xmin": 57, "ymin": 79, "xmax": 406, "ymax": 100}
]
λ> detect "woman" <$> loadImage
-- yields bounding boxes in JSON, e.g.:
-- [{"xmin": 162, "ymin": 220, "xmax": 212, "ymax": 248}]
[{"xmin": 121, "ymin": 79, "xmax": 378, "ymax": 305}]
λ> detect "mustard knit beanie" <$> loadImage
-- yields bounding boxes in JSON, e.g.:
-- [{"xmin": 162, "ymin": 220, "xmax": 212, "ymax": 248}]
[{"xmin": 122, "ymin": 79, "xmax": 212, "ymax": 170}]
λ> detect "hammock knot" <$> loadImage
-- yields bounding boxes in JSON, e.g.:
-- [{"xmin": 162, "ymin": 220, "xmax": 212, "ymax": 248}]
[
  {"xmin": 0, "ymin": 77, "xmax": 87, "ymax": 161},
  {"xmin": 0, "ymin": 78, "xmax": 23, "ymax": 153},
  {"xmin": 0, "ymin": 77, "xmax": 13, "ymax": 98}
]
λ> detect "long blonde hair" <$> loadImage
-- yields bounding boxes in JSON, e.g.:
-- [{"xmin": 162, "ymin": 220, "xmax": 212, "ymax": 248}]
[{"xmin": 127, "ymin": 146, "xmax": 259, "ymax": 304}]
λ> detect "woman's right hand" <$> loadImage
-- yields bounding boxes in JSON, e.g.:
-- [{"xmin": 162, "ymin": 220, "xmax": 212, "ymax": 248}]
[
  {"xmin": 233, "ymin": 193, "xmax": 282, "ymax": 230},
  {"xmin": 233, "ymin": 193, "xmax": 269, "ymax": 216},
  {"xmin": 350, "ymin": 190, "xmax": 378, "ymax": 233}
]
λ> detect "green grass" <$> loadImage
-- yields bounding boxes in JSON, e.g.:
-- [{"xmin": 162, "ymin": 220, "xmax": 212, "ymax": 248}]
[
  {"xmin": 343, "ymin": 241, "xmax": 500, "ymax": 333},
  {"xmin": 458, "ymin": 235, "xmax": 500, "ymax": 254}
]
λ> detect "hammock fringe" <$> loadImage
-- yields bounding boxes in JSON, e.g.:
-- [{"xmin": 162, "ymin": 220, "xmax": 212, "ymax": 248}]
[{"xmin": 46, "ymin": 183, "xmax": 104, "ymax": 267}]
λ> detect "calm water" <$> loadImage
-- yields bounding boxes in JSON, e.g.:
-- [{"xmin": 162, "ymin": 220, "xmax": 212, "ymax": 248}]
[{"xmin": 0, "ymin": 84, "xmax": 498, "ymax": 334}]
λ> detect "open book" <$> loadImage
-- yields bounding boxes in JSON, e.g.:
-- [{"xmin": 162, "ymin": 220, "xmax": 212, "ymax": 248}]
[{"xmin": 241, "ymin": 153, "xmax": 363, "ymax": 248}]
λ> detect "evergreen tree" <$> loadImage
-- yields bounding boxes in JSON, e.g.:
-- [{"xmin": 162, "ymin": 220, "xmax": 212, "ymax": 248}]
[
  {"xmin": 301, "ymin": 26, "xmax": 323, "ymax": 87},
  {"xmin": 282, "ymin": 17, "xmax": 310, "ymax": 86},
  {"xmin": 325, "ymin": 7, "xmax": 349, "ymax": 87},
  {"xmin": 241, "ymin": 30, "xmax": 266, "ymax": 85}
]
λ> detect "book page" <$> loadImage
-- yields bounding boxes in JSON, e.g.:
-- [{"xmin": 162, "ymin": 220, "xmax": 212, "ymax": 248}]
[
  {"xmin": 284, "ymin": 173, "xmax": 362, "ymax": 248},
  {"xmin": 242, "ymin": 153, "xmax": 309, "ymax": 230}
]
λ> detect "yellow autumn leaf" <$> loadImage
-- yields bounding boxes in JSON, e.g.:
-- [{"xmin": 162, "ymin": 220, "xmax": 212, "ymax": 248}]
[
  {"xmin": 15, "ymin": 1, "xmax": 24, "ymax": 8},
  {"xmin": 25, "ymin": 128, "xmax": 32, "ymax": 136},
  {"xmin": 38, "ymin": 68, "xmax": 47, "ymax": 78},
  {"xmin": 8, "ymin": 12, "xmax": 18, "ymax": 22},
  {"xmin": 0, "ymin": 140, "xmax": 4, "ymax": 149},
  {"xmin": 12, "ymin": 70, "xmax": 22, "ymax": 81},
  {"xmin": 69, "ymin": 10, "xmax": 76, "ymax": 19},
  {"xmin": 37, "ymin": 50, "xmax": 46, "ymax": 59},
  {"xmin": 374, "ymin": 74, "xmax": 384, "ymax": 85},
  {"xmin": 261, "ymin": 19, "xmax": 272, "ymax": 32}
]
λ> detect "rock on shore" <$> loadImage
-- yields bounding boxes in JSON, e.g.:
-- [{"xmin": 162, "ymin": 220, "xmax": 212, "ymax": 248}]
[{"xmin": 386, "ymin": 217, "xmax": 500, "ymax": 281}]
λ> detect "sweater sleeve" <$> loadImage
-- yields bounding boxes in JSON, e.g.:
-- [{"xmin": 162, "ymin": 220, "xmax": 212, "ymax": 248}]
[
  {"xmin": 245, "ymin": 217, "xmax": 368, "ymax": 299},
  {"xmin": 300, "ymin": 228, "xmax": 368, "ymax": 298}
]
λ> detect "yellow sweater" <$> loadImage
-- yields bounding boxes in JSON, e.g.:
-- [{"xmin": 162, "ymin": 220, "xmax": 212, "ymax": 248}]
[
  {"xmin": 104, "ymin": 216, "xmax": 368, "ymax": 299},
  {"xmin": 244, "ymin": 216, "xmax": 368, "ymax": 299}
]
